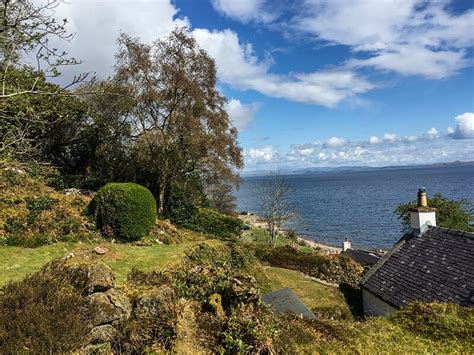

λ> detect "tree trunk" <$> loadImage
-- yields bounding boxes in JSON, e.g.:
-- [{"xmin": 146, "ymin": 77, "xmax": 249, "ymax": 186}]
[{"xmin": 158, "ymin": 188, "xmax": 165, "ymax": 215}]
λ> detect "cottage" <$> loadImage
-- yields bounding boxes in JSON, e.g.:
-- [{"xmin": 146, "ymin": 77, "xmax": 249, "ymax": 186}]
[{"xmin": 360, "ymin": 188, "xmax": 474, "ymax": 317}]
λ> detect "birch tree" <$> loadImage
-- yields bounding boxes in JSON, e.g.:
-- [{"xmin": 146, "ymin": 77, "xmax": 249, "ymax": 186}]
[{"xmin": 259, "ymin": 172, "xmax": 294, "ymax": 247}]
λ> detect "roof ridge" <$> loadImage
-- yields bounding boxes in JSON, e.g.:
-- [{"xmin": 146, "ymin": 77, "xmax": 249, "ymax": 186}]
[{"xmin": 431, "ymin": 226, "xmax": 474, "ymax": 239}]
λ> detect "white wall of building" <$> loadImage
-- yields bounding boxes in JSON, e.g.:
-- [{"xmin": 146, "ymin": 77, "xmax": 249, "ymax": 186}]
[
  {"xmin": 362, "ymin": 289, "xmax": 397, "ymax": 317},
  {"xmin": 410, "ymin": 210, "xmax": 436, "ymax": 230}
]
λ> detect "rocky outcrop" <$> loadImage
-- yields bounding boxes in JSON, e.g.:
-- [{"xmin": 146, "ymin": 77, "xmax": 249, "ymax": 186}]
[
  {"xmin": 59, "ymin": 262, "xmax": 131, "ymax": 347},
  {"xmin": 230, "ymin": 274, "xmax": 260, "ymax": 304},
  {"xmin": 64, "ymin": 263, "xmax": 116, "ymax": 294},
  {"xmin": 88, "ymin": 324, "xmax": 118, "ymax": 344},
  {"xmin": 88, "ymin": 288, "xmax": 131, "ymax": 326},
  {"xmin": 133, "ymin": 285, "xmax": 177, "ymax": 320}
]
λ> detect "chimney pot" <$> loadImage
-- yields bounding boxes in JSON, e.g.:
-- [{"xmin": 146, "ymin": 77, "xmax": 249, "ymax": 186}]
[
  {"xmin": 410, "ymin": 188, "xmax": 436, "ymax": 235},
  {"xmin": 417, "ymin": 187, "xmax": 428, "ymax": 208},
  {"xmin": 342, "ymin": 238, "xmax": 351, "ymax": 252}
]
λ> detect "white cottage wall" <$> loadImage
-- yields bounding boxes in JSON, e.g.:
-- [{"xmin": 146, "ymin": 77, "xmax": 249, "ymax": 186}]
[{"xmin": 362, "ymin": 289, "xmax": 397, "ymax": 317}]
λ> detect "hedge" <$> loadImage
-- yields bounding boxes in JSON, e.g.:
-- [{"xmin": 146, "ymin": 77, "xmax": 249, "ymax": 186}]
[
  {"xmin": 181, "ymin": 208, "xmax": 243, "ymax": 239},
  {"xmin": 88, "ymin": 182, "xmax": 157, "ymax": 241}
]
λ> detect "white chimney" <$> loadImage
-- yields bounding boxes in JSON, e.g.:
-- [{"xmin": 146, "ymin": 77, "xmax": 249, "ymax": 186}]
[
  {"xmin": 342, "ymin": 238, "xmax": 351, "ymax": 251},
  {"xmin": 409, "ymin": 187, "xmax": 436, "ymax": 235}
]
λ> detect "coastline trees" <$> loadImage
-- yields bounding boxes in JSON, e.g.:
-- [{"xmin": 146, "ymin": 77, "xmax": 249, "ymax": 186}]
[
  {"xmin": 1, "ymin": 0, "xmax": 244, "ymax": 219},
  {"xmin": 97, "ymin": 28, "xmax": 243, "ymax": 214},
  {"xmin": 395, "ymin": 193, "xmax": 473, "ymax": 232}
]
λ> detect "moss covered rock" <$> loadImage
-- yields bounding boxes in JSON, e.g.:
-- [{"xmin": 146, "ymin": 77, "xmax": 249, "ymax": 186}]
[{"xmin": 88, "ymin": 183, "xmax": 157, "ymax": 241}]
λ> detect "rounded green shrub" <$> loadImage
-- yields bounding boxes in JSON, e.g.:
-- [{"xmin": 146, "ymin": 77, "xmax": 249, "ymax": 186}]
[{"xmin": 88, "ymin": 182, "xmax": 157, "ymax": 241}]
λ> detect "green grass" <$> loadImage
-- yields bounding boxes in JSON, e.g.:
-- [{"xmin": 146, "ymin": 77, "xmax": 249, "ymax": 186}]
[
  {"xmin": 0, "ymin": 240, "xmax": 224, "ymax": 286},
  {"xmin": 0, "ymin": 242, "xmax": 77, "ymax": 285},
  {"xmin": 242, "ymin": 226, "xmax": 314, "ymax": 253},
  {"xmin": 263, "ymin": 266, "xmax": 348, "ymax": 310}
]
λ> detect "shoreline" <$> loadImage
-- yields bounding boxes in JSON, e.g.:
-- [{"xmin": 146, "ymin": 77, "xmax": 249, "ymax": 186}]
[{"xmin": 239, "ymin": 213, "xmax": 342, "ymax": 254}]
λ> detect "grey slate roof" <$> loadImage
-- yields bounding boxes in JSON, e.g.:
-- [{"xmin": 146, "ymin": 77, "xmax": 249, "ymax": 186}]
[
  {"xmin": 263, "ymin": 288, "xmax": 316, "ymax": 319},
  {"xmin": 361, "ymin": 227, "xmax": 474, "ymax": 308},
  {"xmin": 342, "ymin": 249, "xmax": 381, "ymax": 266}
]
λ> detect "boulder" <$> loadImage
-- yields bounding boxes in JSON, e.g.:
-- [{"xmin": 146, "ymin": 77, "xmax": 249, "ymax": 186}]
[
  {"xmin": 88, "ymin": 324, "xmax": 118, "ymax": 344},
  {"xmin": 65, "ymin": 263, "xmax": 115, "ymax": 294},
  {"xmin": 93, "ymin": 246, "xmax": 108, "ymax": 255},
  {"xmin": 89, "ymin": 288, "xmax": 131, "ymax": 326},
  {"xmin": 133, "ymin": 285, "xmax": 176, "ymax": 320},
  {"xmin": 231, "ymin": 274, "xmax": 259, "ymax": 304}
]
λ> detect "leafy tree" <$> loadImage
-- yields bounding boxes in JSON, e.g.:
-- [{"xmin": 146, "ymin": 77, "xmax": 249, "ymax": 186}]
[
  {"xmin": 1, "ymin": 0, "xmax": 87, "ymax": 97},
  {"xmin": 394, "ymin": 193, "xmax": 474, "ymax": 232},
  {"xmin": 0, "ymin": 67, "xmax": 88, "ymax": 161},
  {"xmin": 206, "ymin": 181, "xmax": 238, "ymax": 215},
  {"xmin": 0, "ymin": 0, "xmax": 93, "ymax": 163},
  {"xmin": 107, "ymin": 28, "xmax": 243, "ymax": 213}
]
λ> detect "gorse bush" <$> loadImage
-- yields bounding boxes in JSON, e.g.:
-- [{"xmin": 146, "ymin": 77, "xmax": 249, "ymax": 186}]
[
  {"xmin": 179, "ymin": 208, "xmax": 243, "ymax": 239},
  {"xmin": 88, "ymin": 182, "xmax": 157, "ymax": 241},
  {"xmin": 0, "ymin": 261, "xmax": 93, "ymax": 353}
]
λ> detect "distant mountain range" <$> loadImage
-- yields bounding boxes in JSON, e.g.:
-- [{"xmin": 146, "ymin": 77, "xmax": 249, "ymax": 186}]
[{"xmin": 242, "ymin": 160, "xmax": 474, "ymax": 177}]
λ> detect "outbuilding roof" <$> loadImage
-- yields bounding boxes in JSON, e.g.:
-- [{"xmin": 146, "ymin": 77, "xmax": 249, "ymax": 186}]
[
  {"xmin": 263, "ymin": 288, "xmax": 316, "ymax": 319},
  {"xmin": 342, "ymin": 249, "xmax": 381, "ymax": 266},
  {"xmin": 361, "ymin": 227, "xmax": 474, "ymax": 308}
]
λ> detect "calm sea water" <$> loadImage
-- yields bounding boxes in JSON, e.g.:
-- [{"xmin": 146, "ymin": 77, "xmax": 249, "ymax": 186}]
[{"xmin": 235, "ymin": 166, "xmax": 474, "ymax": 249}]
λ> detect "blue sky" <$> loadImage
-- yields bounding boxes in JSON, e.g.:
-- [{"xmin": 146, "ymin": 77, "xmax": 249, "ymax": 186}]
[{"xmin": 54, "ymin": 0, "xmax": 474, "ymax": 171}]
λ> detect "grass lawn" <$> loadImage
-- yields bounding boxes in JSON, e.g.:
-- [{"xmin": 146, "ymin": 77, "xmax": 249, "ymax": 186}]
[
  {"xmin": 0, "ymin": 239, "xmax": 224, "ymax": 286},
  {"xmin": 242, "ymin": 226, "xmax": 315, "ymax": 253},
  {"xmin": 263, "ymin": 266, "xmax": 348, "ymax": 310}
]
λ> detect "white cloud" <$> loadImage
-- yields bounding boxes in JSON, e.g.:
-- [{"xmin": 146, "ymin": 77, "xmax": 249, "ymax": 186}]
[
  {"xmin": 244, "ymin": 120, "xmax": 474, "ymax": 171},
  {"xmin": 294, "ymin": 0, "xmax": 474, "ymax": 78},
  {"xmin": 451, "ymin": 112, "xmax": 474, "ymax": 139},
  {"xmin": 247, "ymin": 146, "xmax": 274, "ymax": 162},
  {"xmin": 299, "ymin": 148, "xmax": 314, "ymax": 156},
  {"xmin": 225, "ymin": 99, "xmax": 259, "ymax": 131},
  {"xmin": 426, "ymin": 127, "xmax": 439, "ymax": 139},
  {"xmin": 404, "ymin": 135, "xmax": 419, "ymax": 143},
  {"xmin": 192, "ymin": 28, "xmax": 375, "ymax": 107},
  {"xmin": 324, "ymin": 137, "xmax": 347, "ymax": 148},
  {"xmin": 368, "ymin": 136, "xmax": 382, "ymax": 145},
  {"xmin": 51, "ymin": 0, "xmax": 188, "ymax": 81},
  {"xmin": 211, "ymin": 0, "xmax": 275, "ymax": 23},
  {"xmin": 383, "ymin": 133, "xmax": 398, "ymax": 142}
]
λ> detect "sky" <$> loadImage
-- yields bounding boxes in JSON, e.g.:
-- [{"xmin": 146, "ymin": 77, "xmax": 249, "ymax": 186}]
[{"xmin": 50, "ymin": 0, "xmax": 474, "ymax": 172}]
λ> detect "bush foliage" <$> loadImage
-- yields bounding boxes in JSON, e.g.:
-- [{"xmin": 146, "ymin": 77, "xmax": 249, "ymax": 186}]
[
  {"xmin": 179, "ymin": 208, "xmax": 243, "ymax": 239},
  {"xmin": 88, "ymin": 182, "xmax": 157, "ymax": 241},
  {"xmin": 0, "ymin": 167, "xmax": 99, "ymax": 247},
  {"xmin": 395, "ymin": 193, "xmax": 474, "ymax": 232},
  {"xmin": 0, "ymin": 261, "xmax": 93, "ymax": 353}
]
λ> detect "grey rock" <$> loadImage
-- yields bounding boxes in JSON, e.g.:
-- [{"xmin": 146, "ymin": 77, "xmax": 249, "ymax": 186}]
[
  {"xmin": 133, "ymin": 285, "xmax": 176, "ymax": 320},
  {"xmin": 88, "ymin": 324, "xmax": 118, "ymax": 344},
  {"xmin": 65, "ymin": 263, "xmax": 116, "ymax": 294},
  {"xmin": 89, "ymin": 288, "xmax": 131, "ymax": 326}
]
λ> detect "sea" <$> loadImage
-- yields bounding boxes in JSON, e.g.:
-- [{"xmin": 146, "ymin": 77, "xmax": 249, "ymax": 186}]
[{"xmin": 235, "ymin": 166, "xmax": 474, "ymax": 249}]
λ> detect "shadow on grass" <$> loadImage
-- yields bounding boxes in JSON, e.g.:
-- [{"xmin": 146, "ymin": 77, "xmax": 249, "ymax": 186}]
[{"xmin": 339, "ymin": 283, "xmax": 363, "ymax": 319}]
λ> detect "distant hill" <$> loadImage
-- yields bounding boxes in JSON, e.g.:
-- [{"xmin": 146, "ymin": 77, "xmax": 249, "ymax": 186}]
[{"xmin": 242, "ymin": 161, "xmax": 474, "ymax": 177}]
